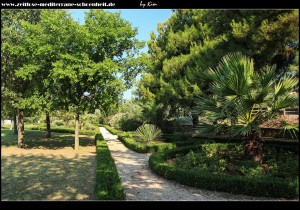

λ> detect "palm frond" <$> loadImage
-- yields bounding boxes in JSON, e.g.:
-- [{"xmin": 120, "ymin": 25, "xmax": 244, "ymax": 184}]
[
  {"xmin": 279, "ymin": 122, "xmax": 299, "ymax": 139},
  {"xmin": 273, "ymin": 94, "xmax": 298, "ymax": 110},
  {"xmin": 230, "ymin": 124, "xmax": 252, "ymax": 137},
  {"xmin": 275, "ymin": 75, "xmax": 298, "ymax": 97},
  {"xmin": 135, "ymin": 124, "xmax": 162, "ymax": 144},
  {"xmin": 259, "ymin": 65, "xmax": 276, "ymax": 87}
]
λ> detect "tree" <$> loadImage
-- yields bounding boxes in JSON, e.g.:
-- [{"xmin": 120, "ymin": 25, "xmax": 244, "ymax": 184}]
[
  {"xmin": 137, "ymin": 9, "xmax": 299, "ymax": 126},
  {"xmin": 49, "ymin": 10, "xmax": 144, "ymax": 150},
  {"xmin": 192, "ymin": 53, "xmax": 298, "ymax": 163},
  {"xmin": 1, "ymin": 9, "xmax": 42, "ymax": 147}
]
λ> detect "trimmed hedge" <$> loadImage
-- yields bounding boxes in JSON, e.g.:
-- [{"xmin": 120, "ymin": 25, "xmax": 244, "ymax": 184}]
[
  {"xmin": 192, "ymin": 135, "xmax": 299, "ymax": 152},
  {"xmin": 102, "ymin": 125, "xmax": 203, "ymax": 153},
  {"xmin": 25, "ymin": 125, "xmax": 97, "ymax": 136},
  {"xmin": 95, "ymin": 133, "xmax": 126, "ymax": 200},
  {"xmin": 149, "ymin": 145, "xmax": 299, "ymax": 199}
]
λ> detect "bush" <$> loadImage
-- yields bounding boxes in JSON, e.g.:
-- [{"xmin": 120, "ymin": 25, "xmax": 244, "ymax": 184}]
[
  {"xmin": 24, "ymin": 125, "xmax": 96, "ymax": 136},
  {"xmin": 52, "ymin": 120, "xmax": 64, "ymax": 126},
  {"xmin": 95, "ymin": 134, "xmax": 125, "ymax": 200},
  {"xmin": 119, "ymin": 118, "xmax": 143, "ymax": 132},
  {"xmin": 103, "ymin": 125, "xmax": 176, "ymax": 153},
  {"xmin": 149, "ymin": 145, "xmax": 299, "ymax": 199},
  {"xmin": 163, "ymin": 132, "xmax": 193, "ymax": 142},
  {"xmin": 135, "ymin": 124, "xmax": 162, "ymax": 144},
  {"xmin": 82, "ymin": 122, "xmax": 97, "ymax": 130},
  {"xmin": 81, "ymin": 113, "xmax": 99, "ymax": 125},
  {"xmin": 102, "ymin": 125, "xmax": 204, "ymax": 153},
  {"xmin": 106, "ymin": 113, "xmax": 126, "ymax": 128}
]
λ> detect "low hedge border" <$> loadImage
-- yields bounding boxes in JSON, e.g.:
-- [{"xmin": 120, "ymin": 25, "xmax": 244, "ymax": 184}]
[
  {"xmin": 25, "ymin": 125, "xmax": 97, "ymax": 136},
  {"xmin": 102, "ymin": 125, "xmax": 204, "ymax": 153},
  {"xmin": 149, "ymin": 144, "xmax": 299, "ymax": 199},
  {"xmin": 95, "ymin": 133, "xmax": 126, "ymax": 200}
]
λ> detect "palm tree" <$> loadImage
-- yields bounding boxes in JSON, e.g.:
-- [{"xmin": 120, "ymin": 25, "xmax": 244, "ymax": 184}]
[{"xmin": 192, "ymin": 52, "xmax": 298, "ymax": 163}]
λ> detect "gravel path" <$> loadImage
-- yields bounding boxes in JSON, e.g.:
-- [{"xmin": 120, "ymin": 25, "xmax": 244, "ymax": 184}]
[{"xmin": 100, "ymin": 127, "xmax": 280, "ymax": 201}]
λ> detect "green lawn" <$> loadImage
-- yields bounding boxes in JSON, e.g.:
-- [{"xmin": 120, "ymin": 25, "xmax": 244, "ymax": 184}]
[
  {"xmin": 1, "ymin": 129, "xmax": 95, "ymax": 149},
  {"xmin": 1, "ymin": 129, "xmax": 96, "ymax": 200}
]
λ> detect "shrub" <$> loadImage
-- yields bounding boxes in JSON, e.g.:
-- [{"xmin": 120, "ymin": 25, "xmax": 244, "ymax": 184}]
[
  {"xmin": 81, "ymin": 113, "xmax": 99, "ymax": 125},
  {"xmin": 149, "ymin": 145, "xmax": 299, "ymax": 198},
  {"xmin": 135, "ymin": 124, "xmax": 163, "ymax": 144},
  {"xmin": 24, "ymin": 125, "xmax": 96, "ymax": 136},
  {"xmin": 106, "ymin": 113, "xmax": 126, "ymax": 128},
  {"xmin": 52, "ymin": 120, "xmax": 64, "ymax": 126},
  {"xmin": 119, "ymin": 118, "xmax": 143, "ymax": 132},
  {"xmin": 82, "ymin": 122, "xmax": 96, "ymax": 130},
  {"xmin": 95, "ymin": 134, "xmax": 125, "ymax": 200},
  {"xmin": 102, "ymin": 125, "xmax": 203, "ymax": 153}
]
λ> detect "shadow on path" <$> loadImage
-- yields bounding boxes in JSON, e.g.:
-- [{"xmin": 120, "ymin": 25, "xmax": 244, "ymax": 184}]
[{"xmin": 99, "ymin": 127, "xmax": 276, "ymax": 201}]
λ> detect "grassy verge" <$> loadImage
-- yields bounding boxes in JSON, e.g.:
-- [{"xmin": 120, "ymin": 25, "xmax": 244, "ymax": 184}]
[
  {"xmin": 95, "ymin": 133, "xmax": 126, "ymax": 200},
  {"xmin": 149, "ymin": 145, "xmax": 299, "ymax": 199}
]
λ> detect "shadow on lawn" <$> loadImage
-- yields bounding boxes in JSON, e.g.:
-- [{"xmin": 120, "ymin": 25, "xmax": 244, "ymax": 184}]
[
  {"xmin": 1, "ymin": 129, "xmax": 95, "ymax": 150},
  {"xmin": 1, "ymin": 153, "xmax": 96, "ymax": 200}
]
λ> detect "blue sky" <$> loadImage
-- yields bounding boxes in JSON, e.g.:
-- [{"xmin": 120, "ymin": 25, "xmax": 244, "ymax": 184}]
[{"xmin": 70, "ymin": 9, "xmax": 172, "ymax": 99}]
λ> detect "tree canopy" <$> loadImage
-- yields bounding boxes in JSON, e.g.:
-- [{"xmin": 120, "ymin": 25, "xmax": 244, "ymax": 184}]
[
  {"xmin": 136, "ymin": 9, "xmax": 299, "ymax": 124},
  {"xmin": 1, "ymin": 9, "xmax": 144, "ymax": 149}
]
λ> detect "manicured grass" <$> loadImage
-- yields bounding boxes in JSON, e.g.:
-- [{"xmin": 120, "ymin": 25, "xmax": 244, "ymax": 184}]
[
  {"xmin": 1, "ymin": 129, "xmax": 95, "ymax": 149},
  {"xmin": 1, "ymin": 129, "xmax": 96, "ymax": 200},
  {"xmin": 95, "ymin": 134, "xmax": 125, "ymax": 200}
]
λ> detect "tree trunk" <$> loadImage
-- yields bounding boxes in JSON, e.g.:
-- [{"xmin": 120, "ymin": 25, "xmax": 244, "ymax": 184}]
[
  {"xmin": 191, "ymin": 101, "xmax": 199, "ymax": 127},
  {"xmin": 46, "ymin": 112, "xmax": 51, "ymax": 138},
  {"xmin": 192, "ymin": 114, "xmax": 199, "ymax": 127},
  {"xmin": 244, "ymin": 130, "xmax": 263, "ymax": 163},
  {"xmin": 14, "ymin": 110, "xmax": 18, "ymax": 134},
  {"xmin": 74, "ymin": 112, "xmax": 80, "ymax": 150},
  {"xmin": 17, "ymin": 109, "xmax": 25, "ymax": 148}
]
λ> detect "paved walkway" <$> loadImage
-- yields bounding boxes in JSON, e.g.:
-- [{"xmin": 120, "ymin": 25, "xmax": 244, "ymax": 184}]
[{"xmin": 100, "ymin": 127, "xmax": 277, "ymax": 201}]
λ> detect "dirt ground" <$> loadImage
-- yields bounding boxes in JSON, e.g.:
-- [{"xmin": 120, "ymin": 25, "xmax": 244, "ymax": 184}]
[{"xmin": 1, "ymin": 145, "xmax": 96, "ymax": 201}]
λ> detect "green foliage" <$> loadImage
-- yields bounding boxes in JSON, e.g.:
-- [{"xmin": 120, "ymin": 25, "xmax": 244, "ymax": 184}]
[
  {"xmin": 119, "ymin": 118, "xmax": 143, "ymax": 132},
  {"xmin": 25, "ymin": 125, "xmax": 96, "ymax": 136},
  {"xmin": 82, "ymin": 123, "xmax": 97, "ymax": 131},
  {"xmin": 103, "ymin": 125, "xmax": 175, "ymax": 153},
  {"xmin": 2, "ymin": 9, "xmax": 145, "ymax": 148},
  {"xmin": 103, "ymin": 125, "xmax": 206, "ymax": 153},
  {"xmin": 106, "ymin": 113, "xmax": 126, "ymax": 128},
  {"xmin": 279, "ymin": 121, "xmax": 299, "ymax": 139},
  {"xmin": 136, "ymin": 9, "xmax": 299, "ymax": 123},
  {"xmin": 95, "ymin": 134, "xmax": 126, "ymax": 200},
  {"xmin": 105, "ymin": 99, "xmax": 144, "ymax": 131},
  {"xmin": 135, "ymin": 124, "xmax": 163, "ymax": 144},
  {"xmin": 52, "ymin": 120, "xmax": 64, "ymax": 127},
  {"xmin": 81, "ymin": 113, "xmax": 99, "ymax": 125},
  {"xmin": 149, "ymin": 145, "xmax": 299, "ymax": 198},
  {"xmin": 192, "ymin": 53, "xmax": 298, "ymax": 140},
  {"xmin": 173, "ymin": 144, "xmax": 298, "ymax": 179}
]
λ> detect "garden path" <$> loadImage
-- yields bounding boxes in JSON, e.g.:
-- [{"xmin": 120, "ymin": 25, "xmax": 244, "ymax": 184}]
[{"xmin": 99, "ymin": 127, "xmax": 278, "ymax": 201}]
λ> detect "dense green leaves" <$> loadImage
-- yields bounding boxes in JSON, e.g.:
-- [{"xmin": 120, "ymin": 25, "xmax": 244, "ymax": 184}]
[
  {"xmin": 1, "ymin": 9, "xmax": 144, "ymax": 148},
  {"xmin": 192, "ymin": 53, "xmax": 298, "ymax": 139},
  {"xmin": 136, "ymin": 10, "xmax": 299, "ymax": 123}
]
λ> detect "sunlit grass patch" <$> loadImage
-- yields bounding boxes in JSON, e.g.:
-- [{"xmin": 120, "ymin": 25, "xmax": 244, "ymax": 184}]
[{"xmin": 1, "ymin": 129, "xmax": 94, "ymax": 149}]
